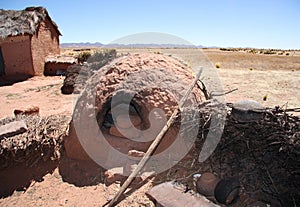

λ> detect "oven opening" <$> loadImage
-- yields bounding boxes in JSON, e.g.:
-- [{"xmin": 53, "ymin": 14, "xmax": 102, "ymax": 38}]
[{"xmin": 100, "ymin": 101, "xmax": 144, "ymax": 140}]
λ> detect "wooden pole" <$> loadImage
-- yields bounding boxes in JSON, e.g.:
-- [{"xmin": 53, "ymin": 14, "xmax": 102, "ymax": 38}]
[{"xmin": 105, "ymin": 68, "xmax": 203, "ymax": 207}]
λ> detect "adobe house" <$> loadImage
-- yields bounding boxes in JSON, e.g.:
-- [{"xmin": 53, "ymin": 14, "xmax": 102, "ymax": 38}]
[
  {"xmin": 0, "ymin": 7, "xmax": 61, "ymax": 76},
  {"xmin": 44, "ymin": 55, "xmax": 77, "ymax": 76}
]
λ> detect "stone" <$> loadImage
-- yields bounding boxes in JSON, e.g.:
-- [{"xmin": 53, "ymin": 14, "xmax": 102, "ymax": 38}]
[
  {"xmin": 231, "ymin": 100, "xmax": 264, "ymax": 122},
  {"xmin": 146, "ymin": 181, "xmax": 220, "ymax": 207},
  {"xmin": 0, "ymin": 120, "xmax": 27, "ymax": 140},
  {"xmin": 104, "ymin": 167, "xmax": 125, "ymax": 186}
]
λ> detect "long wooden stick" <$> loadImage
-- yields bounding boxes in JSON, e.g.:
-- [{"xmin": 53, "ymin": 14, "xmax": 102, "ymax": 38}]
[{"xmin": 105, "ymin": 68, "xmax": 203, "ymax": 207}]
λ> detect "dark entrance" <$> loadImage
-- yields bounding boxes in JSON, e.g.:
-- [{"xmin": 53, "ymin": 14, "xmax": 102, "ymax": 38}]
[{"xmin": 0, "ymin": 47, "xmax": 4, "ymax": 75}]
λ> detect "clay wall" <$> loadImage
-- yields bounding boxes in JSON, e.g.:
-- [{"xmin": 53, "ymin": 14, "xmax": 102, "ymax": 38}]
[
  {"xmin": 0, "ymin": 35, "xmax": 34, "ymax": 75},
  {"xmin": 31, "ymin": 17, "xmax": 60, "ymax": 75}
]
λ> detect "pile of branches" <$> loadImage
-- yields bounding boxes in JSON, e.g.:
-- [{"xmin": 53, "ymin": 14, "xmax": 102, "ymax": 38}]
[
  {"xmin": 195, "ymin": 107, "xmax": 300, "ymax": 205},
  {"xmin": 158, "ymin": 104, "xmax": 299, "ymax": 206},
  {"xmin": 0, "ymin": 115, "xmax": 70, "ymax": 169}
]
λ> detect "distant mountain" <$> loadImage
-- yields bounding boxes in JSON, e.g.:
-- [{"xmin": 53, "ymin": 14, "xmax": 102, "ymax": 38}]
[
  {"xmin": 60, "ymin": 42, "xmax": 209, "ymax": 48},
  {"xmin": 103, "ymin": 43, "xmax": 202, "ymax": 48},
  {"xmin": 60, "ymin": 42, "xmax": 103, "ymax": 48}
]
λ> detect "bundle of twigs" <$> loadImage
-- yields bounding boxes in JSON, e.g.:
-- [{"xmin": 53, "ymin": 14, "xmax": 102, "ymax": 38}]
[
  {"xmin": 180, "ymin": 104, "xmax": 299, "ymax": 205},
  {"xmin": 153, "ymin": 103, "xmax": 299, "ymax": 206},
  {"xmin": 0, "ymin": 115, "xmax": 70, "ymax": 169}
]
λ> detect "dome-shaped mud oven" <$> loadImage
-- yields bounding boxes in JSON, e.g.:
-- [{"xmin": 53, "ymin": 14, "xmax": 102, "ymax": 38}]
[{"xmin": 65, "ymin": 53, "xmax": 207, "ymax": 171}]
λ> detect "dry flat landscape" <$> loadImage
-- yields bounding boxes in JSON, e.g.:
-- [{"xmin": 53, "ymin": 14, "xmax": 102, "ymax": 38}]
[
  {"xmin": 1, "ymin": 48, "xmax": 299, "ymax": 119},
  {"xmin": 0, "ymin": 48, "xmax": 299, "ymax": 206},
  {"xmin": 117, "ymin": 48, "xmax": 300, "ymax": 110}
]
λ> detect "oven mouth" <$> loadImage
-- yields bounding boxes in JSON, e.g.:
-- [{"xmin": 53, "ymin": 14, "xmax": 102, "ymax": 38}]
[
  {"xmin": 96, "ymin": 90, "xmax": 150, "ymax": 138},
  {"xmin": 101, "ymin": 101, "xmax": 142, "ymax": 129}
]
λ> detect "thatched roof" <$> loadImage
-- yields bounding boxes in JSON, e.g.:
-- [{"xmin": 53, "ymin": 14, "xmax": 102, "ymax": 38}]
[{"xmin": 0, "ymin": 6, "xmax": 61, "ymax": 39}]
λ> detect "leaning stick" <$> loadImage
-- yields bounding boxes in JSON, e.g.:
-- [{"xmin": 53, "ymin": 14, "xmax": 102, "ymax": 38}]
[{"xmin": 105, "ymin": 68, "xmax": 203, "ymax": 207}]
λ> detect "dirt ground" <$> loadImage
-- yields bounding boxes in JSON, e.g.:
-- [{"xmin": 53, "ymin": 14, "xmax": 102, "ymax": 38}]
[
  {"xmin": 0, "ymin": 76, "xmax": 73, "ymax": 119},
  {"xmin": 0, "ymin": 48, "xmax": 299, "ymax": 206},
  {"xmin": 205, "ymin": 49, "xmax": 300, "ymax": 110}
]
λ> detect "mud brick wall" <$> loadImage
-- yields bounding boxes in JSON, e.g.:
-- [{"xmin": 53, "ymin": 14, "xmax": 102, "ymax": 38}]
[
  {"xmin": 0, "ymin": 18, "xmax": 60, "ymax": 76},
  {"xmin": 0, "ymin": 35, "xmax": 34, "ymax": 75},
  {"xmin": 31, "ymin": 18, "xmax": 60, "ymax": 75}
]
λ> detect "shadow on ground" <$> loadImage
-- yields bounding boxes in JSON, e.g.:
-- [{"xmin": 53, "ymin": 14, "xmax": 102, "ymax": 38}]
[
  {"xmin": 0, "ymin": 160, "xmax": 58, "ymax": 198},
  {"xmin": 0, "ymin": 75, "xmax": 32, "ymax": 87},
  {"xmin": 58, "ymin": 156, "xmax": 105, "ymax": 187}
]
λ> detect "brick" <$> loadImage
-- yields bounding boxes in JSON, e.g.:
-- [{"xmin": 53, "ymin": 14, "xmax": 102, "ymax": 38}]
[
  {"xmin": 128, "ymin": 149, "xmax": 145, "ymax": 158},
  {"xmin": 14, "ymin": 106, "xmax": 39, "ymax": 116}
]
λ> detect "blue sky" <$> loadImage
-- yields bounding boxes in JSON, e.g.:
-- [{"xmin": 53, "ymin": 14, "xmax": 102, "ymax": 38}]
[{"xmin": 1, "ymin": 0, "xmax": 300, "ymax": 49}]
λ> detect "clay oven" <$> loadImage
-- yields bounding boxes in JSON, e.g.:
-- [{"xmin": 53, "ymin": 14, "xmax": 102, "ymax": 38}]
[{"xmin": 64, "ymin": 53, "xmax": 207, "ymax": 171}]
